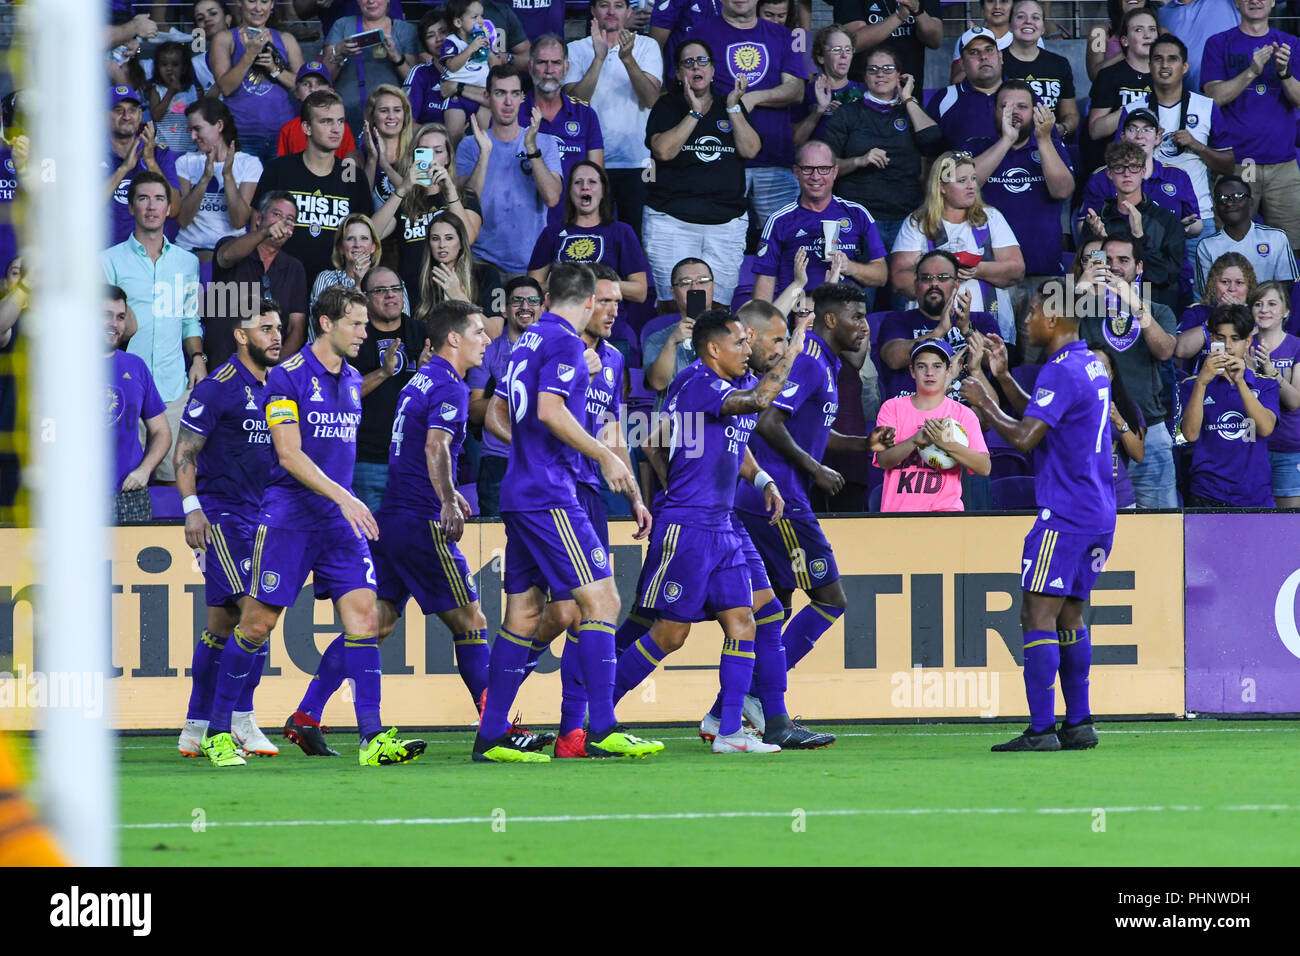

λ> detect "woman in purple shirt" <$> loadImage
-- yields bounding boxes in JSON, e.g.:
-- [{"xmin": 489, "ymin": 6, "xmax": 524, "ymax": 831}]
[
  {"xmin": 1174, "ymin": 252, "xmax": 1255, "ymax": 375},
  {"xmin": 208, "ymin": 0, "xmax": 304, "ymax": 163},
  {"xmin": 1249, "ymin": 281, "xmax": 1300, "ymax": 507}
]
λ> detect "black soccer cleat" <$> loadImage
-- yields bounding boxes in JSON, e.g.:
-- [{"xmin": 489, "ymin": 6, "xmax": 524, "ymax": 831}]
[
  {"xmin": 762, "ymin": 715, "xmax": 836, "ymax": 750},
  {"xmin": 509, "ymin": 712, "xmax": 556, "ymax": 751},
  {"xmin": 1058, "ymin": 717, "xmax": 1099, "ymax": 750},
  {"xmin": 283, "ymin": 714, "xmax": 340, "ymax": 757},
  {"xmin": 472, "ymin": 729, "xmax": 551, "ymax": 763},
  {"xmin": 991, "ymin": 726, "xmax": 1061, "ymax": 752}
]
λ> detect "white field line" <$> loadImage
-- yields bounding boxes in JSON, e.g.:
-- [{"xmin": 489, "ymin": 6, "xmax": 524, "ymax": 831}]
[{"xmin": 119, "ymin": 803, "xmax": 1300, "ymax": 830}]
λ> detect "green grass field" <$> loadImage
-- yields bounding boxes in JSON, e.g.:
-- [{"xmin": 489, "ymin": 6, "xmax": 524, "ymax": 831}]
[{"xmin": 69, "ymin": 721, "xmax": 1300, "ymax": 865}]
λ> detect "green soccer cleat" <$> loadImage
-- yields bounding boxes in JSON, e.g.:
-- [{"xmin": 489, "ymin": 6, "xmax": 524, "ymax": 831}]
[
  {"xmin": 200, "ymin": 731, "xmax": 247, "ymax": 768},
  {"xmin": 472, "ymin": 730, "xmax": 552, "ymax": 763},
  {"xmin": 585, "ymin": 726, "xmax": 664, "ymax": 758},
  {"xmin": 358, "ymin": 728, "xmax": 427, "ymax": 767}
]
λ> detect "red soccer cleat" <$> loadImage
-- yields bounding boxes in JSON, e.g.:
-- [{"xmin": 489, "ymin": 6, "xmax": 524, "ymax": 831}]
[{"xmin": 554, "ymin": 728, "xmax": 590, "ymax": 758}]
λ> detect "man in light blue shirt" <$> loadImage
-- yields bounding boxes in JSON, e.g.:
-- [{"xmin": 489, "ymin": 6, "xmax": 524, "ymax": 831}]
[
  {"xmin": 1157, "ymin": 0, "xmax": 1241, "ymax": 92},
  {"xmin": 455, "ymin": 64, "xmax": 563, "ymax": 276},
  {"xmin": 102, "ymin": 169, "xmax": 202, "ymax": 481}
]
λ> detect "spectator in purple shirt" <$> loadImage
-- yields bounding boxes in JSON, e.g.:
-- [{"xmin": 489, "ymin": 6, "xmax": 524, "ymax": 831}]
[
  {"xmin": 105, "ymin": 86, "xmax": 182, "ymax": 246},
  {"xmin": 1202, "ymin": 0, "xmax": 1300, "ymax": 250},
  {"xmin": 926, "ymin": 27, "xmax": 1002, "ymax": 152},
  {"xmin": 792, "ymin": 24, "xmax": 864, "ymax": 150},
  {"xmin": 1247, "ymin": 280, "xmax": 1300, "ymax": 505},
  {"xmin": 1174, "ymin": 251, "xmax": 1254, "ymax": 374}
]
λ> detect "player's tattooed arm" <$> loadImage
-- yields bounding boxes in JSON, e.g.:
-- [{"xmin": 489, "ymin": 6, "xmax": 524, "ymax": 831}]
[
  {"xmin": 719, "ymin": 311, "xmax": 814, "ymax": 416},
  {"xmin": 174, "ymin": 426, "xmax": 211, "ymax": 550},
  {"xmin": 960, "ymin": 377, "xmax": 1049, "ymax": 453}
]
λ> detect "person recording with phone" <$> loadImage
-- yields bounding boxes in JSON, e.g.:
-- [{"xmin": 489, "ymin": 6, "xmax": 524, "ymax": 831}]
[{"xmin": 322, "ymin": 0, "xmax": 419, "ymax": 136}]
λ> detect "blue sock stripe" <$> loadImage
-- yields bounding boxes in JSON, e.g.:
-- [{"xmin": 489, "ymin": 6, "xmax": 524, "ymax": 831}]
[
  {"xmin": 579, "ymin": 620, "xmax": 616, "ymax": 634},
  {"xmin": 634, "ymin": 637, "xmax": 664, "ymax": 665},
  {"xmin": 809, "ymin": 601, "xmax": 843, "ymax": 624},
  {"xmin": 498, "ymin": 627, "xmax": 533, "ymax": 649},
  {"xmin": 754, "ymin": 610, "xmax": 785, "ymax": 626},
  {"xmin": 531, "ymin": 637, "xmax": 551, "ymax": 652},
  {"xmin": 454, "ymin": 635, "xmax": 489, "ymax": 646},
  {"xmin": 343, "ymin": 634, "xmax": 378, "ymax": 648},
  {"xmin": 200, "ymin": 629, "xmax": 228, "ymax": 650},
  {"xmin": 232, "ymin": 628, "xmax": 260, "ymax": 654},
  {"xmin": 1023, "ymin": 637, "xmax": 1060, "ymax": 649}
]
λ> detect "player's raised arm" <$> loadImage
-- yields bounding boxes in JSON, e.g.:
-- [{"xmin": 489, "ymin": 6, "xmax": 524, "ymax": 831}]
[{"xmin": 719, "ymin": 310, "xmax": 814, "ymax": 416}]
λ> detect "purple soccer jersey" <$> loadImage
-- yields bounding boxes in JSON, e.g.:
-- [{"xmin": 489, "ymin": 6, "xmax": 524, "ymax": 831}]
[
  {"xmin": 522, "ymin": 92, "xmax": 604, "ymax": 185},
  {"xmin": 500, "ymin": 312, "xmax": 589, "ymax": 512},
  {"xmin": 404, "ymin": 61, "xmax": 454, "ymax": 124},
  {"xmin": 735, "ymin": 332, "xmax": 840, "ymax": 516},
  {"xmin": 1260, "ymin": 334, "xmax": 1300, "ymax": 453},
  {"xmin": 261, "ymin": 347, "xmax": 364, "ymax": 529},
  {"xmin": 688, "ymin": 15, "xmax": 806, "ymax": 168},
  {"xmin": 180, "ymin": 358, "xmax": 273, "ymax": 518},
  {"xmin": 1179, "ymin": 370, "xmax": 1281, "ymax": 506},
  {"xmin": 105, "ymin": 142, "xmax": 181, "ymax": 245},
  {"xmin": 754, "ymin": 196, "xmax": 887, "ymax": 293},
  {"xmin": 658, "ymin": 361, "xmax": 758, "ymax": 525},
  {"xmin": 925, "ymin": 83, "xmax": 997, "ymax": 152},
  {"xmin": 873, "ymin": 309, "xmax": 1001, "ymax": 400},
  {"xmin": 1201, "ymin": 26, "xmax": 1300, "ymax": 166},
  {"xmin": 651, "ymin": 0, "xmax": 724, "ymax": 75},
  {"xmin": 384, "ymin": 355, "xmax": 470, "ymax": 516},
  {"xmin": 1023, "ymin": 340, "xmax": 1118, "ymax": 534},
  {"xmin": 964, "ymin": 132, "xmax": 1073, "ymax": 276},
  {"xmin": 467, "ymin": 331, "xmax": 519, "ymax": 459},
  {"xmin": 510, "ymin": 0, "xmax": 565, "ymax": 39},
  {"xmin": 108, "ymin": 350, "xmax": 166, "ymax": 490},
  {"xmin": 575, "ymin": 339, "xmax": 625, "ymax": 491},
  {"xmin": 1076, "ymin": 160, "xmax": 1198, "ymax": 229}
]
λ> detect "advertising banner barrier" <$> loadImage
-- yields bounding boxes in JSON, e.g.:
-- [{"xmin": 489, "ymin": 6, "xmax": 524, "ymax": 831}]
[
  {"xmin": 0, "ymin": 514, "xmax": 1185, "ymax": 730},
  {"xmin": 1185, "ymin": 513, "xmax": 1300, "ymax": 714}
]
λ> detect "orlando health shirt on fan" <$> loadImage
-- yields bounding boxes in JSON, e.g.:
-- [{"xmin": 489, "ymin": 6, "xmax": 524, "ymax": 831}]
[
  {"xmin": 261, "ymin": 347, "xmax": 364, "ymax": 529},
  {"xmin": 963, "ymin": 130, "xmax": 1072, "ymax": 276},
  {"xmin": 1201, "ymin": 25, "xmax": 1300, "ymax": 167},
  {"xmin": 735, "ymin": 331, "xmax": 840, "ymax": 517},
  {"xmin": 754, "ymin": 195, "xmax": 887, "ymax": 292},
  {"xmin": 574, "ymin": 339, "xmax": 625, "ymax": 492},
  {"xmin": 658, "ymin": 362, "xmax": 757, "ymax": 526},
  {"xmin": 384, "ymin": 354, "xmax": 469, "ymax": 515},
  {"xmin": 688, "ymin": 15, "xmax": 806, "ymax": 168},
  {"xmin": 180, "ymin": 358, "xmax": 273, "ymax": 517},
  {"xmin": 1178, "ymin": 369, "xmax": 1280, "ymax": 507},
  {"xmin": 1023, "ymin": 341, "xmax": 1117, "ymax": 533},
  {"xmin": 500, "ymin": 311, "xmax": 589, "ymax": 512}
]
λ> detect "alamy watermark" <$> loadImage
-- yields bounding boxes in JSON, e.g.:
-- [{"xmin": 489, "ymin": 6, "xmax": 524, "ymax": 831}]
[
  {"xmin": 152, "ymin": 278, "xmax": 265, "ymax": 321},
  {"xmin": 889, "ymin": 667, "xmax": 1000, "ymax": 717},
  {"xmin": 0, "ymin": 669, "xmax": 104, "ymax": 717}
]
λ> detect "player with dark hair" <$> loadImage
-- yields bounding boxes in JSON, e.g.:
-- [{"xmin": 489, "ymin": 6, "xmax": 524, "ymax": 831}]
[
  {"xmin": 734, "ymin": 282, "xmax": 893, "ymax": 731},
  {"xmin": 174, "ymin": 299, "xmax": 284, "ymax": 760},
  {"xmin": 961, "ymin": 280, "xmax": 1117, "ymax": 751},
  {"xmin": 203, "ymin": 285, "xmax": 426, "ymax": 768},
  {"xmin": 473, "ymin": 262, "xmax": 657, "ymax": 762}
]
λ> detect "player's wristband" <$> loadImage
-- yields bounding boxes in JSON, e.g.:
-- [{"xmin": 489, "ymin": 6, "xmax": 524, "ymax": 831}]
[
  {"xmin": 754, "ymin": 471, "xmax": 774, "ymax": 492},
  {"xmin": 182, "ymin": 495, "xmax": 202, "ymax": 515}
]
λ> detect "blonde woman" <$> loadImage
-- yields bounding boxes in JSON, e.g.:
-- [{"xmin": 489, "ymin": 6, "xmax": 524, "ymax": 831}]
[
  {"xmin": 309, "ymin": 213, "xmax": 410, "ymax": 317},
  {"xmin": 1175, "ymin": 252, "xmax": 1255, "ymax": 367},
  {"xmin": 1249, "ymin": 281, "xmax": 1300, "ymax": 507},
  {"xmin": 889, "ymin": 150, "xmax": 1025, "ymax": 341},
  {"xmin": 348, "ymin": 84, "xmax": 414, "ymax": 206}
]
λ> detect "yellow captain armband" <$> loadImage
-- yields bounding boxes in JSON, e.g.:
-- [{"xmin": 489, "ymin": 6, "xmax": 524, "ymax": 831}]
[{"xmin": 265, "ymin": 399, "xmax": 299, "ymax": 427}]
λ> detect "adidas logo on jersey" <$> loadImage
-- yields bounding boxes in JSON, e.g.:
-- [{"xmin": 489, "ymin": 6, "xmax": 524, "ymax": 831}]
[{"xmin": 1049, "ymin": 577, "xmax": 1064, "ymax": 589}]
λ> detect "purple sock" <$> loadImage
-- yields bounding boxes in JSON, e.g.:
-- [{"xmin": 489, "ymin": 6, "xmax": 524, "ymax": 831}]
[
  {"xmin": 234, "ymin": 642, "xmax": 267, "ymax": 712},
  {"xmin": 1022, "ymin": 630, "xmax": 1061, "ymax": 733},
  {"xmin": 481, "ymin": 627, "xmax": 533, "ymax": 739},
  {"xmin": 1058, "ymin": 627, "xmax": 1092, "ymax": 724},
  {"xmin": 343, "ymin": 634, "xmax": 383, "ymax": 743},
  {"xmin": 615, "ymin": 609, "xmax": 653, "ymax": 656},
  {"xmin": 297, "ymin": 634, "xmax": 345, "ymax": 720},
  {"xmin": 522, "ymin": 637, "xmax": 549, "ymax": 682},
  {"xmin": 784, "ymin": 601, "xmax": 843, "ymax": 670},
  {"xmin": 614, "ymin": 634, "xmax": 667, "ymax": 706},
  {"xmin": 186, "ymin": 629, "xmax": 227, "ymax": 721},
  {"xmin": 559, "ymin": 631, "xmax": 588, "ymax": 735},
  {"xmin": 577, "ymin": 619, "xmax": 619, "ymax": 733},
  {"xmin": 752, "ymin": 599, "xmax": 788, "ymax": 719},
  {"xmin": 208, "ymin": 628, "xmax": 260, "ymax": 735},
  {"xmin": 718, "ymin": 636, "xmax": 757, "ymax": 736},
  {"xmin": 452, "ymin": 629, "xmax": 489, "ymax": 706}
]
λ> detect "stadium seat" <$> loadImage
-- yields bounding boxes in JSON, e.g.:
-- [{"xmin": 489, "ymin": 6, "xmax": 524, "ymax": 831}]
[
  {"xmin": 990, "ymin": 450, "xmax": 1032, "ymax": 481},
  {"xmin": 868, "ymin": 484, "xmax": 882, "ymax": 513},
  {"xmin": 991, "ymin": 476, "xmax": 1037, "ymax": 511},
  {"xmin": 148, "ymin": 485, "xmax": 183, "ymax": 519}
]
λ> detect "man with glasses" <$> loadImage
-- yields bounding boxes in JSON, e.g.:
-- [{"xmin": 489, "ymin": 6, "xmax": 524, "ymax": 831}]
[
  {"xmin": 470, "ymin": 275, "xmax": 542, "ymax": 515},
  {"xmin": 1080, "ymin": 139, "xmax": 1186, "ymax": 311},
  {"xmin": 752, "ymin": 140, "xmax": 887, "ymax": 307},
  {"xmin": 642, "ymin": 258, "xmax": 716, "ymax": 396},
  {"xmin": 456, "ymin": 64, "xmax": 563, "ymax": 278},
  {"xmin": 874, "ymin": 249, "xmax": 1000, "ymax": 400},
  {"xmin": 350, "ymin": 266, "xmax": 434, "ymax": 512},
  {"xmin": 926, "ymin": 27, "xmax": 1003, "ymax": 152},
  {"xmin": 1196, "ymin": 175, "xmax": 1299, "ymax": 297}
]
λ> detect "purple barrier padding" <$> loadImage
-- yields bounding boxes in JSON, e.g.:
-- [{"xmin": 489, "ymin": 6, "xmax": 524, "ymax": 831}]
[{"xmin": 1185, "ymin": 513, "xmax": 1300, "ymax": 713}]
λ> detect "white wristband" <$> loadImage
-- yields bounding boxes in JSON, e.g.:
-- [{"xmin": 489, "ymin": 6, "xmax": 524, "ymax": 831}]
[
  {"xmin": 182, "ymin": 495, "xmax": 202, "ymax": 515},
  {"xmin": 754, "ymin": 471, "xmax": 774, "ymax": 492}
]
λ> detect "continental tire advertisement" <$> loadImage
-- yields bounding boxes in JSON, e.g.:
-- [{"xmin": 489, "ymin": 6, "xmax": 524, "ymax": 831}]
[{"xmin": 0, "ymin": 514, "xmax": 1185, "ymax": 730}]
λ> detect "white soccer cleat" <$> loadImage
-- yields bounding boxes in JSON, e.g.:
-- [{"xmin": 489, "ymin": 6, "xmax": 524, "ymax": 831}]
[
  {"xmin": 231, "ymin": 711, "xmax": 279, "ymax": 757},
  {"xmin": 742, "ymin": 694, "xmax": 766, "ymax": 734},
  {"xmin": 712, "ymin": 731, "xmax": 781, "ymax": 755},
  {"xmin": 178, "ymin": 719, "xmax": 207, "ymax": 757},
  {"xmin": 699, "ymin": 712, "xmax": 720, "ymax": 742}
]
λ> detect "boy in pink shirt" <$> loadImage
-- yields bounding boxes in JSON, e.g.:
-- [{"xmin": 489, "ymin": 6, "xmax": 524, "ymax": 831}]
[{"xmin": 875, "ymin": 340, "xmax": 991, "ymax": 511}]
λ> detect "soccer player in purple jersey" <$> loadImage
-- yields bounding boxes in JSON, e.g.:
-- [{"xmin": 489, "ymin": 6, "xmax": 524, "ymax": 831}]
[
  {"xmin": 734, "ymin": 283, "xmax": 893, "ymax": 725},
  {"xmin": 473, "ymin": 262, "xmax": 656, "ymax": 762},
  {"xmin": 201, "ymin": 286, "xmax": 427, "ymax": 768},
  {"xmin": 612, "ymin": 307, "xmax": 812, "ymax": 753},
  {"xmin": 961, "ymin": 280, "xmax": 1118, "ymax": 751},
  {"xmin": 174, "ymin": 300, "xmax": 283, "ymax": 762}
]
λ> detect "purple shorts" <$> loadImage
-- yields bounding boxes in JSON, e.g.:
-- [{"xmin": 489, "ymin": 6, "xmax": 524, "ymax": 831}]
[
  {"xmin": 549, "ymin": 483, "xmax": 610, "ymax": 603},
  {"xmin": 639, "ymin": 522, "xmax": 752, "ymax": 623},
  {"xmin": 737, "ymin": 509, "xmax": 839, "ymax": 592},
  {"xmin": 502, "ymin": 504, "xmax": 612, "ymax": 596},
  {"xmin": 373, "ymin": 509, "xmax": 479, "ymax": 615},
  {"xmin": 249, "ymin": 520, "xmax": 376, "ymax": 608},
  {"xmin": 1021, "ymin": 522, "xmax": 1115, "ymax": 600},
  {"xmin": 731, "ymin": 512, "xmax": 771, "ymax": 594},
  {"xmin": 203, "ymin": 513, "xmax": 255, "ymax": 608}
]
